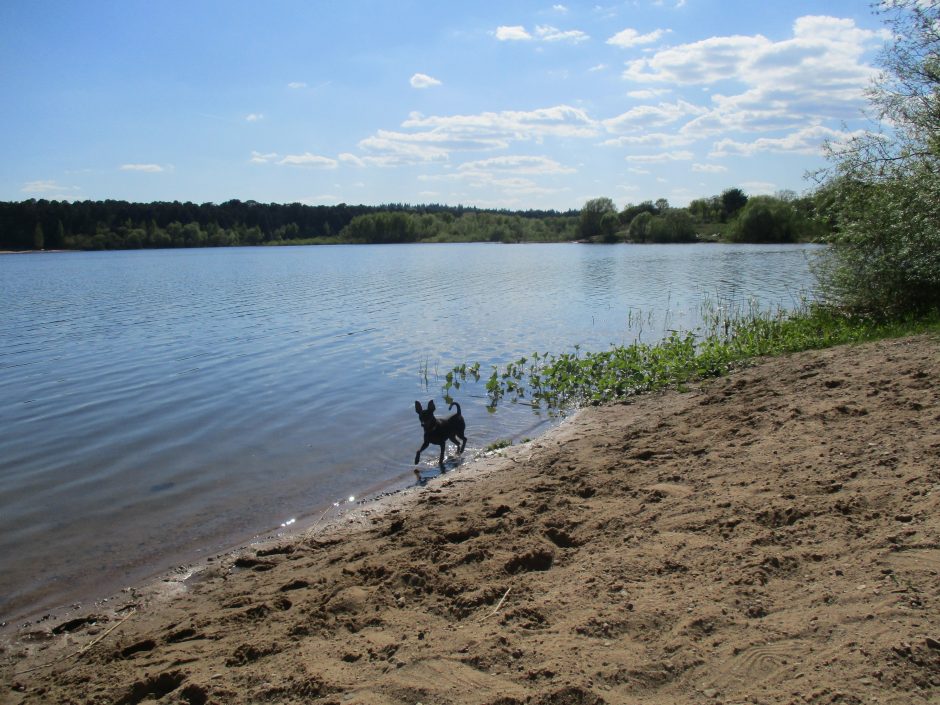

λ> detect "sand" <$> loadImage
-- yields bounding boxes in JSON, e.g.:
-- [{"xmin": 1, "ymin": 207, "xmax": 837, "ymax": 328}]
[{"xmin": 3, "ymin": 334, "xmax": 939, "ymax": 705}]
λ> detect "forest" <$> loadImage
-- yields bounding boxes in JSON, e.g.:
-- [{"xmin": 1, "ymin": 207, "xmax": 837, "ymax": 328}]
[{"xmin": 0, "ymin": 187, "xmax": 826, "ymax": 251}]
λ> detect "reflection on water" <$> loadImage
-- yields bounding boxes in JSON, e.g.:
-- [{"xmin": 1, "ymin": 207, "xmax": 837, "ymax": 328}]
[{"xmin": 0, "ymin": 243, "xmax": 821, "ymax": 623}]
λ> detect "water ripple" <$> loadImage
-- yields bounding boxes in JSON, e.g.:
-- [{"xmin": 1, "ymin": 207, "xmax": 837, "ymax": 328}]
[{"xmin": 0, "ymin": 243, "xmax": 821, "ymax": 622}]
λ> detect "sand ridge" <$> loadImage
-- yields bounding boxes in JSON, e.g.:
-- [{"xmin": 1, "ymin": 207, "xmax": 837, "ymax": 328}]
[{"xmin": 3, "ymin": 334, "xmax": 939, "ymax": 704}]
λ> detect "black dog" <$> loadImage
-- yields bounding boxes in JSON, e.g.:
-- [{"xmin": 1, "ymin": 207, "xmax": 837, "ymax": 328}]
[{"xmin": 414, "ymin": 399, "xmax": 467, "ymax": 469}]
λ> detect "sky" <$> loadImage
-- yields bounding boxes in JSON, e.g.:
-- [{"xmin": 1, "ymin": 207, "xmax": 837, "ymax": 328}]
[{"xmin": 0, "ymin": 1, "xmax": 892, "ymax": 211}]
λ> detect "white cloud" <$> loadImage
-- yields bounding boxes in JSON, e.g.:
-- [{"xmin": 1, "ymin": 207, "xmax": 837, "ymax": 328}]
[
  {"xmin": 287, "ymin": 81, "xmax": 307, "ymax": 89},
  {"xmin": 352, "ymin": 105, "xmax": 599, "ymax": 169},
  {"xmin": 410, "ymin": 73, "xmax": 442, "ymax": 89},
  {"xmin": 245, "ymin": 113, "xmax": 264, "ymax": 122},
  {"xmin": 338, "ymin": 152, "xmax": 366, "ymax": 167},
  {"xmin": 709, "ymin": 124, "xmax": 865, "ymax": 157},
  {"xmin": 495, "ymin": 25, "xmax": 532, "ymax": 41},
  {"xmin": 622, "ymin": 16, "xmax": 887, "ymax": 99},
  {"xmin": 692, "ymin": 162, "xmax": 728, "ymax": 173},
  {"xmin": 613, "ymin": 15, "xmax": 890, "ymax": 148},
  {"xmin": 495, "ymin": 24, "xmax": 588, "ymax": 43},
  {"xmin": 603, "ymin": 99, "xmax": 706, "ymax": 132},
  {"xmin": 21, "ymin": 179, "xmax": 79, "ymax": 195},
  {"xmin": 277, "ymin": 152, "xmax": 339, "ymax": 168},
  {"xmin": 249, "ymin": 151, "xmax": 278, "ymax": 164},
  {"xmin": 402, "ymin": 105, "xmax": 599, "ymax": 141},
  {"xmin": 553, "ymin": 4, "xmax": 568, "ymax": 12},
  {"xmin": 535, "ymin": 25, "xmax": 589, "ymax": 43},
  {"xmin": 588, "ymin": 63, "xmax": 608, "ymax": 72},
  {"xmin": 120, "ymin": 163, "xmax": 164, "ymax": 172},
  {"xmin": 607, "ymin": 28, "xmax": 666, "ymax": 48},
  {"xmin": 457, "ymin": 155, "xmax": 576, "ymax": 175},
  {"xmin": 627, "ymin": 88, "xmax": 671, "ymax": 100},
  {"xmin": 624, "ymin": 151, "xmax": 693, "ymax": 163},
  {"xmin": 601, "ymin": 132, "xmax": 695, "ymax": 148}
]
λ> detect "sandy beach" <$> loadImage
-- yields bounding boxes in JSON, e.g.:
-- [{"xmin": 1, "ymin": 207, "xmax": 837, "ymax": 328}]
[{"xmin": 3, "ymin": 334, "xmax": 939, "ymax": 704}]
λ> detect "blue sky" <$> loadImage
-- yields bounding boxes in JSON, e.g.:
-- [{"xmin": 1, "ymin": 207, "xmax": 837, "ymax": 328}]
[{"xmin": 1, "ymin": 1, "xmax": 890, "ymax": 210}]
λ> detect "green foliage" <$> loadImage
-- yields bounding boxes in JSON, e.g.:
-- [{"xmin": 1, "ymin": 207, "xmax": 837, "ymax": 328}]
[
  {"xmin": 815, "ymin": 171, "xmax": 940, "ymax": 315},
  {"xmin": 577, "ymin": 197, "xmax": 617, "ymax": 241},
  {"xmin": 472, "ymin": 306, "xmax": 940, "ymax": 412},
  {"xmin": 0, "ymin": 200, "xmax": 578, "ymax": 250},
  {"xmin": 721, "ymin": 188, "xmax": 748, "ymax": 221},
  {"xmin": 815, "ymin": 0, "xmax": 940, "ymax": 316},
  {"xmin": 619, "ymin": 201, "xmax": 658, "ymax": 226},
  {"xmin": 727, "ymin": 196, "xmax": 802, "ymax": 243}
]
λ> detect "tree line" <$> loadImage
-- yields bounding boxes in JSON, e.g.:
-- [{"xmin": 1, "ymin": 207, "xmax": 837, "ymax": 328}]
[
  {"xmin": 1, "ymin": 187, "xmax": 830, "ymax": 252},
  {"xmin": 0, "ymin": 200, "xmax": 579, "ymax": 251},
  {"xmin": 576, "ymin": 188, "xmax": 828, "ymax": 244}
]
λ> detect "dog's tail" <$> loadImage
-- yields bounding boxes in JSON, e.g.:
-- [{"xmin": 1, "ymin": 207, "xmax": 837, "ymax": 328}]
[{"xmin": 449, "ymin": 401, "xmax": 462, "ymax": 415}]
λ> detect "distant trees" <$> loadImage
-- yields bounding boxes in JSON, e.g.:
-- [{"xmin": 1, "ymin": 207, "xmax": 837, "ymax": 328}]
[
  {"xmin": 0, "ymin": 200, "xmax": 579, "ymax": 250},
  {"xmin": 577, "ymin": 197, "xmax": 618, "ymax": 241},
  {"xmin": 727, "ymin": 196, "xmax": 801, "ymax": 243},
  {"xmin": 0, "ymin": 184, "xmax": 833, "ymax": 251},
  {"xmin": 720, "ymin": 188, "xmax": 748, "ymax": 221}
]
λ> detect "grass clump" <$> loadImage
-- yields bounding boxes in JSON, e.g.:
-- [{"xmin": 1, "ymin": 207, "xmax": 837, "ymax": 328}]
[{"xmin": 470, "ymin": 305, "xmax": 939, "ymax": 412}]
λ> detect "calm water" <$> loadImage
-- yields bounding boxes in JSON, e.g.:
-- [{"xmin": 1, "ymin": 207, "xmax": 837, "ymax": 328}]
[{"xmin": 0, "ymin": 243, "xmax": 820, "ymax": 624}]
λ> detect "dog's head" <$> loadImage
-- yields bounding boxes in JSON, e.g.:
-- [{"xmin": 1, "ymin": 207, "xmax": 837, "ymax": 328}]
[{"xmin": 415, "ymin": 399, "xmax": 437, "ymax": 429}]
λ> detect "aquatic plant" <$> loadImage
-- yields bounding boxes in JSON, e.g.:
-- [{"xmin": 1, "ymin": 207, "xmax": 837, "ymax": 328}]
[{"xmin": 455, "ymin": 303, "xmax": 940, "ymax": 414}]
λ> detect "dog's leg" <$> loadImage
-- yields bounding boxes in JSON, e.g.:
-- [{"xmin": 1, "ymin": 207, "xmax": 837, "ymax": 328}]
[
  {"xmin": 415, "ymin": 440, "xmax": 430, "ymax": 465},
  {"xmin": 450, "ymin": 434, "xmax": 466, "ymax": 455},
  {"xmin": 438, "ymin": 443, "xmax": 446, "ymax": 468}
]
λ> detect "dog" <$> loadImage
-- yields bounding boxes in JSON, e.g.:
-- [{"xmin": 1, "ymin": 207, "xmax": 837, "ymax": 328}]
[{"xmin": 414, "ymin": 399, "xmax": 467, "ymax": 469}]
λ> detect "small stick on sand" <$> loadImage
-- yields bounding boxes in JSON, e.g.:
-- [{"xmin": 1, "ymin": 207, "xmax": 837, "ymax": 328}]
[
  {"xmin": 480, "ymin": 587, "xmax": 512, "ymax": 621},
  {"xmin": 14, "ymin": 609, "xmax": 137, "ymax": 676}
]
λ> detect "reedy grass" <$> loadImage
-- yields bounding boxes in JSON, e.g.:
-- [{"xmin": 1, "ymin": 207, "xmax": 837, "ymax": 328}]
[{"xmin": 444, "ymin": 302, "xmax": 940, "ymax": 413}]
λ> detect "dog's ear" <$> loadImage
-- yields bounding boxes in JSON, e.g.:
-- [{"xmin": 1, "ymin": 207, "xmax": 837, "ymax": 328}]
[
  {"xmin": 427, "ymin": 399, "xmax": 436, "ymax": 412},
  {"xmin": 415, "ymin": 401, "xmax": 423, "ymax": 413}
]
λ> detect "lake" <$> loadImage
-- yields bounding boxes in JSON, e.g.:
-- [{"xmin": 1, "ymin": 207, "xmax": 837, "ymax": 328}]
[{"xmin": 0, "ymin": 242, "xmax": 821, "ymax": 625}]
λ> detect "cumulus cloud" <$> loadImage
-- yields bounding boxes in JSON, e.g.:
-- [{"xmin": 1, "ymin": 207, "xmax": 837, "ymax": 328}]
[
  {"xmin": 535, "ymin": 25, "xmax": 589, "ymax": 43},
  {"xmin": 457, "ymin": 155, "xmax": 576, "ymax": 175},
  {"xmin": 601, "ymin": 132, "xmax": 695, "ymax": 148},
  {"xmin": 249, "ymin": 151, "xmax": 278, "ymax": 164},
  {"xmin": 410, "ymin": 73, "xmax": 442, "ymax": 89},
  {"xmin": 287, "ymin": 81, "xmax": 307, "ymax": 89},
  {"xmin": 692, "ymin": 162, "xmax": 728, "ymax": 173},
  {"xmin": 607, "ymin": 28, "xmax": 666, "ymax": 48},
  {"xmin": 120, "ymin": 163, "xmax": 164, "ymax": 172},
  {"xmin": 622, "ymin": 15, "xmax": 887, "ymax": 96},
  {"xmin": 603, "ymin": 100, "xmax": 707, "ymax": 132},
  {"xmin": 277, "ymin": 152, "xmax": 339, "ymax": 168},
  {"xmin": 245, "ymin": 113, "xmax": 264, "ymax": 122},
  {"xmin": 402, "ymin": 105, "xmax": 599, "ymax": 141},
  {"xmin": 615, "ymin": 15, "xmax": 889, "ymax": 142},
  {"xmin": 627, "ymin": 88, "xmax": 671, "ymax": 100},
  {"xmin": 338, "ymin": 152, "xmax": 367, "ymax": 167},
  {"xmin": 495, "ymin": 24, "xmax": 588, "ymax": 43},
  {"xmin": 495, "ymin": 25, "xmax": 532, "ymax": 41},
  {"xmin": 709, "ymin": 124, "xmax": 866, "ymax": 157},
  {"xmin": 21, "ymin": 179, "xmax": 79, "ymax": 195},
  {"xmin": 624, "ymin": 151, "xmax": 694, "ymax": 163}
]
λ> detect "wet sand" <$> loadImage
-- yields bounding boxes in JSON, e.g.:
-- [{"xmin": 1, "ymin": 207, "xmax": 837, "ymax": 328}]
[{"xmin": 3, "ymin": 334, "xmax": 939, "ymax": 704}]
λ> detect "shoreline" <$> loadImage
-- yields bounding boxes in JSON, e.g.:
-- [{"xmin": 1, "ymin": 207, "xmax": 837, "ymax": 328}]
[
  {"xmin": 0, "ymin": 414, "xmax": 573, "ymax": 636},
  {"xmin": 4, "ymin": 335, "xmax": 938, "ymax": 704}
]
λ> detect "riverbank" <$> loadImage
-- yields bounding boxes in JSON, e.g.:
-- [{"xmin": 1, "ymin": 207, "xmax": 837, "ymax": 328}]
[{"xmin": 4, "ymin": 334, "xmax": 939, "ymax": 704}]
